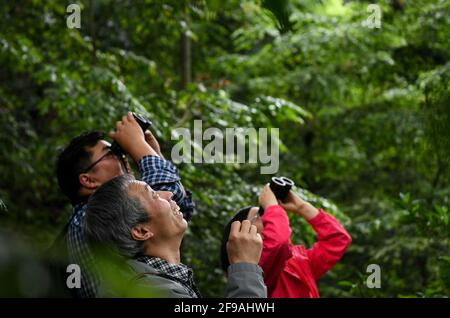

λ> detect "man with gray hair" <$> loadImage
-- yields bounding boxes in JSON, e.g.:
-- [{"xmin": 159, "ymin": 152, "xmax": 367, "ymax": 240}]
[{"xmin": 83, "ymin": 174, "xmax": 267, "ymax": 298}]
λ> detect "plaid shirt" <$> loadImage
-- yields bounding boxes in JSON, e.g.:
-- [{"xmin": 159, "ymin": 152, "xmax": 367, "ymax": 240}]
[
  {"xmin": 66, "ymin": 155, "xmax": 195, "ymax": 298},
  {"xmin": 136, "ymin": 256, "xmax": 201, "ymax": 298}
]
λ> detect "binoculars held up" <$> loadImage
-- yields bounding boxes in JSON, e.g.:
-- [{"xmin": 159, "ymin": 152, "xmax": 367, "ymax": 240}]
[
  {"xmin": 110, "ymin": 112, "xmax": 152, "ymax": 156},
  {"xmin": 258, "ymin": 176, "xmax": 295, "ymax": 216},
  {"xmin": 270, "ymin": 176, "xmax": 295, "ymax": 200}
]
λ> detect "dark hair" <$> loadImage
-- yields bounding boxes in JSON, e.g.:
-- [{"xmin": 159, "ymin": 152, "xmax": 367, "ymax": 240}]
[
  {"xmin": 83, "ymin": 174, "xmax": 150, "ymax": 259},
  {"xmin": 56, "ymin": 131, "xmax": 104, "ymax": 205},
  {"xmin": 220, "ymin": 206, "xmax": 252, "ymax": 273}
]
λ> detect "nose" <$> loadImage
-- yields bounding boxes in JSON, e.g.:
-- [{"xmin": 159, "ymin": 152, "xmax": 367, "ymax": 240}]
[{"xmin": 158, "ymin": 191, "xmax": 173, "ymax": 201}]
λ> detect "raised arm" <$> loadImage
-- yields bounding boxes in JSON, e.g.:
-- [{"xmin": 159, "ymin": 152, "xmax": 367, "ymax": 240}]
[
  {"xmin": 257, "ymin": 184, "xmax": 293, "ymax": 291},
  {"xmin": 305, "ymin": 210, "xmax": 352, "ymax": 280},
  {"xmin": 109, "ymin": 112, "xmax": 195, "ymax": 220},
  {"xmin": 280, "ymin": 192, "xmax": 352, "ymax": 280},
  {"xmin": 225, "ymin": 220, "xmax": 267, "ymax": 298}
]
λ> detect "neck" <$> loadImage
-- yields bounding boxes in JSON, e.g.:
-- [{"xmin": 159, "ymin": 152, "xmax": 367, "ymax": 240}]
[
  {"xmin": 144, "ymin": 237, "xmax": 182, "ymax": 264},
  {"xmin": 78, "ymin": 188, "xmax": 95, "ymax": 200}
]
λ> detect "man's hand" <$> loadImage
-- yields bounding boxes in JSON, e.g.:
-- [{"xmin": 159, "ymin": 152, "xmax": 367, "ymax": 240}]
[
  {"xmin": 109, "ymin": 112, "xmax": 158, "ymax": 163},
  {"xmin": 279, "ymin": 191, "xmax": 319, "ymax": 221},
  {"xmin": 226, "ymin": 220, "xmax": 262, "ymax": 266},
  {"xmin": 144, "ymin": 130, "xmax": 163, "ymax": 158},
  {"xmin": 258, "ymin": 183, "xmax": 278, "ymax": 209}
]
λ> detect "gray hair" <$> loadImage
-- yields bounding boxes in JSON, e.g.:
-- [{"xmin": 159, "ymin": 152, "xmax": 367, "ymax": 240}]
[{"xmin": 83, "ymin": 174, "xmax": 149, "ymax": 258}]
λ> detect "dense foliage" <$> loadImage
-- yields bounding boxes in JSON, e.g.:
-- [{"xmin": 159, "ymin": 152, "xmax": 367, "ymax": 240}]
[{"xmin": 0, "ymin": 0, "xmax": 448, "ymax": 297}]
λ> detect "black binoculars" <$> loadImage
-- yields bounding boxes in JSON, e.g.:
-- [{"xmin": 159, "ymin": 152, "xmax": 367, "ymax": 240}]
[
  {"xmin": 269, "ymin": 176, "xmax": 295, "ymax": 200},
  {"xmin": 257, "ymin": 176, "xmax": 295, "ymax": 216},
  {"xmin": 110, "ymin": 112, "xmax": 152, "ymax": 156}
]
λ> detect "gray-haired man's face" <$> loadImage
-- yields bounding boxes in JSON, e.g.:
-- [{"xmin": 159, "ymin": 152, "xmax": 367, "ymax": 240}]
[{"xmin": 127, "ymin": 181, "xmax": 188, "ymax": 240}]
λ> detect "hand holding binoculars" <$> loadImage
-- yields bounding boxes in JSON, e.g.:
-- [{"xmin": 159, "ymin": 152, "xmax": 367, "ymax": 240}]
[
  {"xmin": 257, "ymin": 176, "xmax": 295, "ymax": 217},
  {"xmin": 110, "ymin": 112, "xmax": 152, "ymax": 156}
]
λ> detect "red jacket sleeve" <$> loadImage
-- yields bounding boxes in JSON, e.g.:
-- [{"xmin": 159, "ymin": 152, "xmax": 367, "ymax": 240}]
[
  {"xmin": 259, "ymin": 205, "xmax": 292, "ymax": 290},
  {"xmin": 306, "ymin": 209, "xmax": 352, "ymax": 280}
]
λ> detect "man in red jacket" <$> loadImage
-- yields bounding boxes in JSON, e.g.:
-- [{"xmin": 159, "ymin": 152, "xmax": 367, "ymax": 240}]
[{"xmin": 220, "ymin": 184, "xmax": 352, "ymax": 298}]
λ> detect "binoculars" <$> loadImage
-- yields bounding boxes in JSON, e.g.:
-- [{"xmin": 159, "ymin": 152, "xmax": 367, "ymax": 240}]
[
  {"xmin": 269, "ymin": 176, "xmax": 295, "ymax": 200},
  {"xmin": 258, "ymin": 176, "xmax": 295, "ymax": 216},
  {"xmin": 110, "ymin": 112, "xmax": 152, "ymax": 156}
]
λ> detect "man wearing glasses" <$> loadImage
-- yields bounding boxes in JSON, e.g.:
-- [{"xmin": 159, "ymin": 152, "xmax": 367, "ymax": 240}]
[{"xmin": 56, "ymin": 112, "xmax": 194, "ymax": 297}]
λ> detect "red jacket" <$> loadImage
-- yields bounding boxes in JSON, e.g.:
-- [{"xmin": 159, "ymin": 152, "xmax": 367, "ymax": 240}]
[{"xmin": 259, "ymin": 205, "xmax": 352, "ymax": 298}]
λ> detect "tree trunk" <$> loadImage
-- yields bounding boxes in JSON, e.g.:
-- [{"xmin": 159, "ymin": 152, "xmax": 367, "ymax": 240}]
[
  {"xmin": 180, "ymin": 0, "xmax": 191, "ymax": 89},
  {"xmin": 89, "ymin": 0, "xmax": 97, "ymax": 64},
  {"xmin": 180, "ymin": 27, "xmax": 191, "ymax": 89}
]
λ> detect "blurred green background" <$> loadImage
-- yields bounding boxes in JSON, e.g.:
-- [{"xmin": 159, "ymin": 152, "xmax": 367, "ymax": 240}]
[{"xmin": 0, "ymin": 0, "xmax": 449, "ymax": 297}]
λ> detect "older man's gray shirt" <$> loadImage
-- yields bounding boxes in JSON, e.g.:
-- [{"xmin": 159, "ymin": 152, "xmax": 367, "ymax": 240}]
[{"xmin": 99, "ymin": 260, "xmax": 267, "ymax": 298}]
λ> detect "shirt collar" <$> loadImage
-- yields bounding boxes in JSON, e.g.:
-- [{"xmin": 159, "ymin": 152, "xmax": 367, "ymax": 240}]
[{"xmin": 136, "ymin": 255, "xmax": 193, "ymax": 283}]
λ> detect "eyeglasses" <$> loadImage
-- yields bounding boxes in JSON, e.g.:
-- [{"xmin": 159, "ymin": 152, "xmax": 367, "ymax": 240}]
[
  {"xmin": 82, "ymin": 148, "xmax": 118, "ymax": 173},
  {"xmin": 249, "ymin": 213, "xmax": 260, "ymax": 224},
  {"xmin": 249, "ymin": 207, "xmax": 265, "ymax": 224}
]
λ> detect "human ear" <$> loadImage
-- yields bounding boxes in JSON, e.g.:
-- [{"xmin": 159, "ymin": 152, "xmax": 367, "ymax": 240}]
[
  {"xmin": 79, "ymin": 173, "xmax": 100, "ymax": 190},
  {"xmin": 131, "ymin": 224, "xmax": 154, "ymax": 241}
]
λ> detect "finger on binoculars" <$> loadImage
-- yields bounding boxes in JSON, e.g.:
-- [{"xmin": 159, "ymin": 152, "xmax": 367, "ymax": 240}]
[
  {"xmin": 240, "ymin": 220, "xmax": 252, "ymax": 233},
  {"xmin": 229, "ymin": 221, "xmax": 241, "ymax": 237}
]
